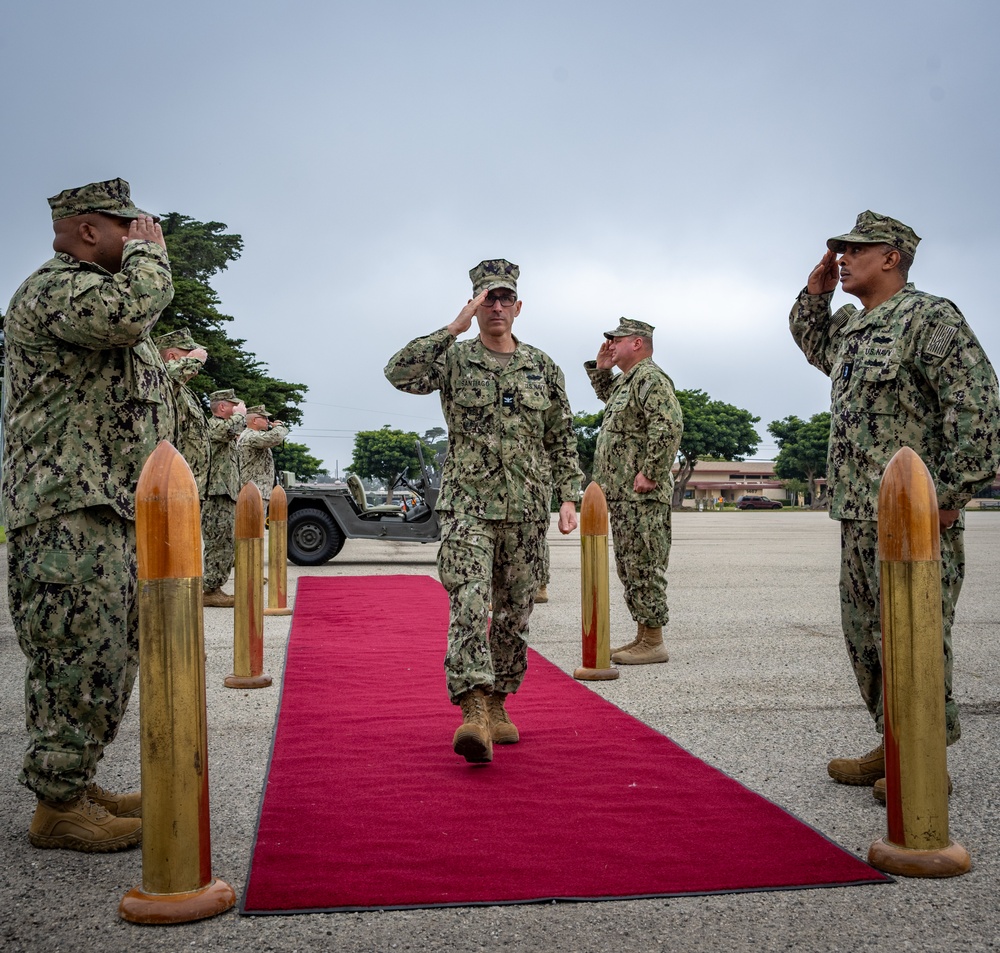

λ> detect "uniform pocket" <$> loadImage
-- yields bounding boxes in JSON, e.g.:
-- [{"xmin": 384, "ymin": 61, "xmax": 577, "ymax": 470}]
[
  {"xmin": 128, "ymin": 337, "xmax": 165, "ymax": 404},
  {"xmin": 518, "ymin": 382, "xmax": 551, "ymax": 412},
  {"xmin": 27, "ymin": 549, "xmax": 100, "ymax": 585},
  {"xmin": 452, "ymin": 381, "xmax": 496, "ymax": 433},
  {"xmin": 848, "ymin": 362, "xmax": 900, "ymax": 415}
]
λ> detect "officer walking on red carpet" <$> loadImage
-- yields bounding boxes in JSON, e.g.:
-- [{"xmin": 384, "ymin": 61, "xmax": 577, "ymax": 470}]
[{"xmin": 385, "ymin": 259, "xmax": 582, "ymax": 764}]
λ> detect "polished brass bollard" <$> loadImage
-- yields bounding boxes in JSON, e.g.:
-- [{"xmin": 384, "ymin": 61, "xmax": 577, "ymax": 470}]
[
  {"xmin": 868, "ymin": 446, "xmax": 970, "ymax": 878},
  {"xmin": 264, "ymin": 484, "xmax": 293, "ymax": 617},
  {"xmin": 120, "ymin": 441, "xmax": 236, "ymax": 924},
  {"xmin": 225, "ymin": 482, "xmax": 272, "ymax": 689},
  {"xmin": 574, "ymin": 482, "xmax": 618, "ymax": 681}
]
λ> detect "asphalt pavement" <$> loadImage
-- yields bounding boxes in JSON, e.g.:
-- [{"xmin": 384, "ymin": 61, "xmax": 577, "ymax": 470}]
[{"xmin": 1, "ymin": 510, "xmax": 998, "ymax": 952}]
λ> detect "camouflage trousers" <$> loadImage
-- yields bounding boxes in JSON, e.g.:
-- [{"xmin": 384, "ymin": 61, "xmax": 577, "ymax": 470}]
[
  {"xmin": 437, "ymin": 514, "xmax": 548, "ymax": 704},
  {"xmin": 608, "ymin": 499, "xmax": 672, "ymax": 627},
  {"xmin": 202, "ymin": 494, "xmax": 236, "ymax": 591},
  {"xmin": 7, "ymin": 507, "xmax": 138, "ymax": 802},
  {"xmin": 840, "ymin": 519, "xmax": 964, "ymax": 745}
]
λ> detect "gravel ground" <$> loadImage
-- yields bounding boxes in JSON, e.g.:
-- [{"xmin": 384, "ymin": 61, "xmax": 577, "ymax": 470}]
[{"xmin": 1, "ymin": 510, "xmax": 998, "ymax": 952}]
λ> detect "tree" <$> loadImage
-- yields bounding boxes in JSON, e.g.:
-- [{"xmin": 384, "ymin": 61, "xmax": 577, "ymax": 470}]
[
  {"xmin": 156, "ymin": 213, "xmax": 309, "ymax": 426},
  {"xmin": 273, "ymin": 441, "xmax": 329, "ymax": 483},
  {"xmin": 350, "ymin": 426, "xmax": 422, "ymax": 499},
  {"xmin": 572, "ymin": 410, "xmax": 604, "ymax": 485},
  {"xmin": 420, "ymin": 426, "xmax": 449, "ymax": 473},
  {"xmin": 768, "ymin": 412, "xmax": 831, "ymax": 508},
  {"xmin": 781, "ymin": 477, "xmax": 808, "ymax": 507},
  {"xmin": 673, "ymin": 389, "xmax": 761, "ymax": 508}
]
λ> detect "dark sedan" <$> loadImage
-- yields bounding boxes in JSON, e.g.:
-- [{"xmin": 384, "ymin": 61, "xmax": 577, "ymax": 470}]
[{"xmin": 736, "ymin": 495, "xmax": 783, "ymax": 510}]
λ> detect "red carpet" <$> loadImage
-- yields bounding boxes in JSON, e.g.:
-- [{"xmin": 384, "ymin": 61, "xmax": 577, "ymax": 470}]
[{"xmin": 241, "ymin": 575, "xmax": 889, "ymax": 913}]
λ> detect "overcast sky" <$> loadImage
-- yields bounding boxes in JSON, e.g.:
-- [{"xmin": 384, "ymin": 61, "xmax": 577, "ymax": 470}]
[{"xmin": 3, "ymin": 1, "xmax": 998, "ymax": 474}]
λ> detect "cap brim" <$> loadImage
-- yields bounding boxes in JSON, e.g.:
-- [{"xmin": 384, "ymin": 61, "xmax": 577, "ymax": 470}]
[
  {"xmin": 100, "ymin": 207, "xmax": 160, "ymax": 222},
  {"xmin": 827, "ymin": 232, "xmax": 879, "ymax": 253}
]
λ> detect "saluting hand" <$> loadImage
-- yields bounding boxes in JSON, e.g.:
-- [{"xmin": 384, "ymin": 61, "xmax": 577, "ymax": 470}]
[
  {"xmin": 447, "ymin": 290, "xmax": 488, "ymax": 337},
  {"xmin": 125, "ymin": 214, "xmax": 166, "ymax": 250},
  {"xmin": 807, "ymin": 249, "xmax": 840, "ymax": 295},
  {"xmin": 596, "ymin": 340, "xmax": 615, "ymax": 370}
]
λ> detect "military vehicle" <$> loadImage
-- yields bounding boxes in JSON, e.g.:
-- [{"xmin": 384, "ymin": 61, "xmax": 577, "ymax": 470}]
[{"xmin": 283, "ymin": 443, "xmax": 441, "ymax": 565}]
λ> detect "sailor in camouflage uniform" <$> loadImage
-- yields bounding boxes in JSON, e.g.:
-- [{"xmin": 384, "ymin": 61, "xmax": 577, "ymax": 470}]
[
  {"xmin": 790, "ymin": 211, "xmax": 1000, "ymax": 795},
  {"xmin": 237, "ymin": 405, "xmax": 289, "ymax": 505},
  {"xmin": 585, "ymin": 318, "xmax": 683, "ymax": 665},
  {"xmin": 202, "ymin": 388, "xmax": 246, "ymax": 607},
  {"xmin": 385, "ymin": 259, "xmax": 582, "ymax": 764},
  {"xmin": 155, "ymin": 327, "xmax": 211, "ymax": 500},
  {"xmin": 2, "ymin": 178, "xmax": 175, "ymax": 851}
]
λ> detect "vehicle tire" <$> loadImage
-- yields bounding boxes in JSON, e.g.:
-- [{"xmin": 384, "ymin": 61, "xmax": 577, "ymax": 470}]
[{"xmin": 287, "ymin": 508, "xmax": 346, "ymax": 565}]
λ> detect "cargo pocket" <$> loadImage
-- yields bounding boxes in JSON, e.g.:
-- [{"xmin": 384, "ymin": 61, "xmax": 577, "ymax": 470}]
[{"xmin": 28, "ymin": 548, "xmax": 100, "ymax": 586}]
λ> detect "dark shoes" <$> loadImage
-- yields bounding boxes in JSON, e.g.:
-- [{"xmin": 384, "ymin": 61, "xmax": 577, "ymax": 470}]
[
  {"xmin": 29, "ymin": 794, "xmax": 142, "ymax": 853},
  {"xmin": 827, "ymin": 742, "xmax": 885, "ymax": 785}
]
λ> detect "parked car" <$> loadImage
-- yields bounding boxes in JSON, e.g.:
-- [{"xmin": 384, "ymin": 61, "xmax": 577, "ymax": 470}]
[
  {"xmin": 736, "ymin": 495, "xmax": 783, "ymax": 510},
  {"xmin": 283, "ymin": 442, "xmax": 441, "ymax": 565}
]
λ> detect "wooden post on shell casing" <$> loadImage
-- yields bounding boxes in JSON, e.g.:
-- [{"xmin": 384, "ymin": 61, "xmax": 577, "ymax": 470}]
[
  {"xmin": 224, "ymin": 482, "xmax": 272, "ymax": 689},
  {"xmin": 120, "ymin": 441, "xmax": 236, "ymax": 924},
  {"xmin": 574, "ymin": 482, "xmax": 619, "ymax": 681},
  {"xmin": 867, "ymin": 446, "xmax": 970, "ymax": 878},
  {"xmin": 263, "ymin": 484, "xmax": 292, "ymax": 617}
]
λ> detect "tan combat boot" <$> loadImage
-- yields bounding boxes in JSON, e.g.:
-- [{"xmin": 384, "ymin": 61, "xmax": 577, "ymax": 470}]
[
  {"xmin": 827, "ymin": 741, "xmax": 884, "ymax": 785},
  {"xmin": 453, "ymin": 689, "xmax": 493, "ymax": 763},
  {"xmin": 611, "ymin": 622, "xmax": 644, "ymax": 657},
  {"xmin": 29, "ymin": 794, "xmax": 142, "ymax": 852},
  {"xmin": 535, "ymin": 585, "xmax": 549, "ymax": 604},
  {"xmin": 486, "ymin": 692, "xmax": 520, "ymax": 744},
  {"xmin": 86, "ymin": 782, "xmax": 142, "ymax": 818},
  {"xmin": 873, "ymin": 773, "xmax": 952, "ymax": 803},
  {"xmin": 203, "ymin": 588, "xmax": 235, "ymax": 608},
  {"xmin": 612, "ymin": 625, "xmax": 669, "ymax": 665}
]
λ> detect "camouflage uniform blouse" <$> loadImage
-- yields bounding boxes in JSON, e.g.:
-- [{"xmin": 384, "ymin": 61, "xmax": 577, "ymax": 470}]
[
  {"xmin": 163, "ymin": 357, "xmax": 211, "ymax": 500},
  {"xmin": 789, "ymin": 284, "xmax": 1000, "ymax": 520},
  {"xmin": 205, "ymin": 413, "xmax": 247, "ymax": 501},
  {"xmin": 2, "ymin": 242, "xmax": 176, "ymax": 529},
  {"xmin": 585, "ymin": 358, "xmax": 684, "ymax": 504},
  {"xmin": 237, "ymin": 422, "xmax": 290, "ymax": 501},
  {"xmin": 385, "ymin": 328, "xmax": 582, "ymax": 521}
]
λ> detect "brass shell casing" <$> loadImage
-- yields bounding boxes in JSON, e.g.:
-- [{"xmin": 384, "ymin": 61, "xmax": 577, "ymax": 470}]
[{"xmin": 575, "ymin": 482, "xmax": 618, "ymax": 682}]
